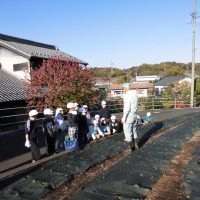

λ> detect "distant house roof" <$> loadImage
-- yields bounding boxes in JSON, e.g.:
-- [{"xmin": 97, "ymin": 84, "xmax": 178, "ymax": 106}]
[
  {"xmin": 0, "ymin": 33, "xmax": 87, "ymax": 65},
  {"xmin": 0, "ymin": 69, "xmax": 26, "ymax": 103},
  {"xmin": 154, "ymin": 76, "xmax": 191, "ymax": 87},
  {"xmin": 111, "ymin": 82, "xmax": 153, "ymax": 90},
  {"xmin": 110, "ymin": 84, "xmax": 123, "ymax": 90}
]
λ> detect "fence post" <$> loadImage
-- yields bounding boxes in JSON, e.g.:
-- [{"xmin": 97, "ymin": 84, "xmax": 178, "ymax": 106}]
[
  {"xmin": 174, "ymin": 97, "xmax": 176, "ymax": 109},
  {"xmin": 152, "ymin": 98, "xmax": 154, "ymax": 110}
]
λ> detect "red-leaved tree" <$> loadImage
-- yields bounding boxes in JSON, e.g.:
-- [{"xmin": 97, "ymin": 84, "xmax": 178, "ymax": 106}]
[{"xmin": 25, "ymin": 55, "xmax": 99, "ymax": 109}]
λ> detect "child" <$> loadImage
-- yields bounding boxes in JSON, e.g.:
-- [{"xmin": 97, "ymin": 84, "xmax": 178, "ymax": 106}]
[
  {"xmin": 67, "ymin": 102, "xmax": 78, "ymax": 138},
  {"xmin": 109, "ymin": 115, "xmax": 120, "ymax": 134},
  {"xmin": 65, "ymin": 102, "xmax": 79, "ymax": 150},
  {"xmin": 143, "ymin": 112, "xmax": 153, "ymax": 124},
  {"xmin": 77, "ymin": 108, "xmax": 88, "ymax": 148},
  {"xmin": 100, "ymin": 117, "xmax": 111, "ymax": 135},
  {"xmin": 55, "ymin": 108, "xmax": 66, "ymax": 152},
  {"xmin": 99, "ymin": 100, "xmax": 111, "ymax": 123},
  {"xmin": 83, "ymin": 105, "xmax": 92, "ymax": 126},
  {"xmin": 25, "ymin": 109, "xmax": 41, "ymax": 163},
  {"xmin": 94, "ymin": 114, "xmax": 100, "ymax": 124},
  {"xmin": 89, "ymin": 120, "xmax": 105, "ymax": 140},
  {"xmin": 43, "ymin": 108, "xmax": 56, "ymax": 155}
]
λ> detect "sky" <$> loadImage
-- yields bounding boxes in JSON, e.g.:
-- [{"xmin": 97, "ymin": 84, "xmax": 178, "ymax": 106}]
[{"xmin": 0, "ymin": 0, "xmax": 199, "ymax": 68}]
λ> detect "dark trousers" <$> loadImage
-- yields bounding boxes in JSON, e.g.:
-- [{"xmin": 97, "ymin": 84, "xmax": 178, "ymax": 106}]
[
  {"xmin": 45, "ymin": 135, "xmax": 55, "ymax": 155},
  {"xmin": 30, "ymin": 137, "xmax": 40, "ymax": 161},
  {"xmin": 55, "ymin": 129, "xmax": 65, "ymax": 152},
  {"xmin": 78, "ymin": 129, "xmax": 88, "ymax": 147}
]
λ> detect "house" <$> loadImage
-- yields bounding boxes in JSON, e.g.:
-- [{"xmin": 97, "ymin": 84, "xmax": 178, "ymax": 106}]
[
  {"xmin": 154, "ymin": 76, "xmax": 191, "ymax": 96},
  {"xmin": 0, "ymin": 68, "xmax": 27, "ymax": 131},
  {"xmin": 136, "ymin": 75, "xmax": 160, "ymax": 82},
  {"xmin": 0, "ymin": 33, "xmax": 87, "ymax": 80},
  {"xmin": 0, "ymin": 33, "xmax": 88, "ymax": 130},
  {"xmin": 0, "ymin": 68, "xmax": 25, "ymax": 106},
  {"xmin": 110, "ymin": 82, "xmax": 153, "ymax": 98}
]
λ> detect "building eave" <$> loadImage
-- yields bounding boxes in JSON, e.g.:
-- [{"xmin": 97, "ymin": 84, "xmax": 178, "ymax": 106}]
[{"xmin": 0, "ymin": 40, "xmax": 31, "ymax": 59}]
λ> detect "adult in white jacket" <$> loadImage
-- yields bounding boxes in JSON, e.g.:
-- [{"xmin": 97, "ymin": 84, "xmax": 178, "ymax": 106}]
[{"xmin": 121, "ymin": 83, "xmax": 139, "ymax": 152}]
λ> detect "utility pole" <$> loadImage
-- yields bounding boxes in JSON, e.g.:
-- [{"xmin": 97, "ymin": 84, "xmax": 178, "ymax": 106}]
[{"xmin": 190, "ymin": 0, "xmax": 197, "ymax": 107}]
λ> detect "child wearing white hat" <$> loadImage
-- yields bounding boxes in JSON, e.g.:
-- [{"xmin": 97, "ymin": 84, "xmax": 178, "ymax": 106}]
[
  {"xmin": 143, "ymin": 112, "xmax": 153, "ymax": 124},
  {"xmin": 43, "ymin": 108, "xmax": 56, "ymax": 155},
  {"xmin": 99, "ymin": 100, "xmax": 111, "ymax": 123},
  {"xmin": 55, "ymin": 108, "xmax": 66, "ymax": 152},
  {"xmin": 100, "ymin": 117, "xmax": 111, "ymax": 135},
  {"xmin": 77, "ymin": 107, "xmax": 88, "ymax": 148},
  {"xmin": 67, "ymin": 102, "xmax": 78, "ymax": 138},
  {"xmin": 25, "ymin": 109, "xmax": 41, "ymax": 163},
  {"xmin": 88, "ymin": 120, "xmax": 105, "ymax": 140},
  {"xmin": 109, "ymin": 115, "xmax": 120, "ymax": 134}
]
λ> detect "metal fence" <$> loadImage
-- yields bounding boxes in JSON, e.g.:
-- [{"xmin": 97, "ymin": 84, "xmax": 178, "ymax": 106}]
[{"xmin": 0, "ymin": 97, "xmax": 193, "ymax": 134}]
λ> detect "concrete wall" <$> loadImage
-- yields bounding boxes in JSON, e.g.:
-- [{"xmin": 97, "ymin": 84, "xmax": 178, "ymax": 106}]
[
  {"xmin": 137, "ymin": 89, "xmax": 148, "ymax": 98},
  {"xmin": 0, "ymin": 47, "xmax": 30, "ymax": 79}
]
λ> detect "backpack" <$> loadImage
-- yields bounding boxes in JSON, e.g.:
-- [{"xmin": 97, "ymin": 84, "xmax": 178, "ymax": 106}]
[{"xmin": 64, "ymin": 138, "xmax": 79, "ymax": 150}]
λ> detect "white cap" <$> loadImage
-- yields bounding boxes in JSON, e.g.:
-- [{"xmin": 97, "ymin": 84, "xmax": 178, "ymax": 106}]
[
  {"xmin": 93, "ymin": 120, "xmax": 98, "ymax": 125},
  {"xmin": 147, "ymin": 112, "xmax": 151, "ymax": 117},
  {"xmin": 83, "ymin": 105, "xmax": 88, "ymax": 108},
  {"xmin": 74, "ymin": 103, "xmax": 79, "ymax": 107},
  {"xmin": 55, "ymin": 108, "xmax": 63, "ymax": 116},
  {"xmin": 43, "ymin": 108, "xmax": 53, "ymax": 115},
  {"xmin": 29, "ymin": 110, "xmax": 38, "ymax": 117},
  {"xmin": 111, "ymin": 115, "xmax": 116, "ymax": 120},
  {"xmin": 67, "ymin": 102, "xmax": 74, "ymax": 109},
  {"xmin": 56, "ymin": 108, "xmax": 63, "ymax": 113},
  {"xmin": 100, "ymin": 117, "xmax": 106, "ymax": 122},
  {"xmin": 101, "ymin": 100, "xmax": 106, "ymax": 105},
  {"xmin": 95, "ymin": 114, "xmax": 100, "ymax": 120}
]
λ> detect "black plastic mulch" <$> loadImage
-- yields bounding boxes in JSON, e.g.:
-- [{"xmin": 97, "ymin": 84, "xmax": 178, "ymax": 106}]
[
  {"xmin": 0, "ymin": 112, "xmax": 200, "ymax": 200},
  {"xmin": 181, "ymin": 143, "xmax": 200, "ymax": 200},
  {"xmin": 68, "ymin": 117, "xmax": 200, "ymax": 200}
]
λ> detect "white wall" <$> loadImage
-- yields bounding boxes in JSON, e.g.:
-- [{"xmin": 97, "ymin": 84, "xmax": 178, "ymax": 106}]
[
  {"xmin": 137, "ymin": 89, "xmax": 148, "ymax": 98},
  {"xmin": 111, "ymin": 89, "xmax": 148, "ymax": 98},
  {"xmin": 136, "ymin": 76, "xmax": 159, "ymax": 82},
  {"xmin": 179, "ymin": 77, "xmax": 191, "ymax": 84},
  {"xmin": 111, "ymin": 90, "xmax": 124, "ymax": 98},
  {"xmin": 0, "ymin": 47, "xmax": 30, "ymax": 79},
  {"xmin": 155, "ymin": 86, "xmax": 166, "ymax": 95}
]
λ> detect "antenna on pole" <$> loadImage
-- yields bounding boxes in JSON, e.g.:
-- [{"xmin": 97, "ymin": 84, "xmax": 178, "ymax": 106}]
[{"xmin": 190, "ymin": 0, "xmax": 197, "ymax": 107}]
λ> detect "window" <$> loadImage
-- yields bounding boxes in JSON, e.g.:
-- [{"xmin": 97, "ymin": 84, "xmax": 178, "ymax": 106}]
[{"xmin": 13, "ymin": 62, "xmax": 29, "ymax": 71}]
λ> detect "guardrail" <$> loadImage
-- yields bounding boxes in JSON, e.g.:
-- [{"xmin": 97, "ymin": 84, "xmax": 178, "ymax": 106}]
[{"xmin": 0, "ymin": 97, "xmax": 193, "ymax": 134}]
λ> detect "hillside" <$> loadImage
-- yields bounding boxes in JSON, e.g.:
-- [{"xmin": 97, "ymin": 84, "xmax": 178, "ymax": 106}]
[{"xmin": 91, "ymin": 62, "xmax": 200, "ymax": 83}]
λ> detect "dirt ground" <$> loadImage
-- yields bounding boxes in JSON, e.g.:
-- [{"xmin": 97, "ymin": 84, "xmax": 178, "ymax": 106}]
[
  {"xmin": 145, "ymin": 131, "xmax": 200, "ymax": 200},
  {"xmin": 59, "ymin": 130, "xmax": 199, "ymax": 200},
  {"xmin": 41, "ymin": 151, "xmax": 130, "ymax": 200},
  {"xmin": 41, "ymin": 121, "xmax": 200, "ymax": 200}
]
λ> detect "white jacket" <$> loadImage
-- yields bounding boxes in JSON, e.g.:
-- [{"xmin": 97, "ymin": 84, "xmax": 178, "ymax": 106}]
[{"xmin": 123, "ymin": 90, "xmax": 138, "ymax": 123}]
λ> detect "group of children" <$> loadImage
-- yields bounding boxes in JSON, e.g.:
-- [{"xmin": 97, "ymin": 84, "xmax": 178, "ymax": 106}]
[
  {"xmin": 25, "ymin": 100, "xmax": 153, "ymax": 163},
  {"xmin": 25, "ymin": 100, "xmax": 121, "ymax": 163},
  {"xmin": 25, "ymin": 107, "xmax": 66, "ymax": 163}
]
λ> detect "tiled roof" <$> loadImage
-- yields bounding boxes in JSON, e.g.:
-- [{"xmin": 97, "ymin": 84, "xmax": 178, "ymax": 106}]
[
  {"xmin": 110, "ymin": 84, "xmax": 123, "ymax": 90},
  {"xmin": 154, "ymin": 76, "xmax": 190, "ymax": 86},
  {"xmin": 131, "ymin": 82, "xmax": 153, "ymax": 89},
  {"xmin": 111, "ymin": 82, "xmax": 153, "ymax": 90},
  {"xmin": 0, "ymin": 69, "xmax": 26, "ymax": 103},
  {"xmin": 0, "ymin": 33, "xmax": 87, "ymax": 65}
]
